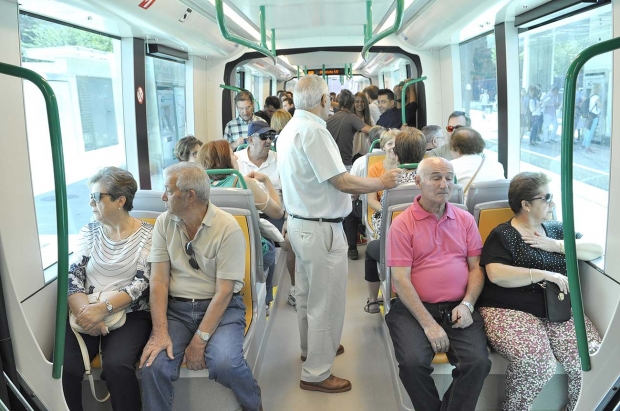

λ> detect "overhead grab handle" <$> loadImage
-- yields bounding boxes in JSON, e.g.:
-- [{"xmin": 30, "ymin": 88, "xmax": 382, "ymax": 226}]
[
  {"xmin": 220, "ymin": 84, "xmax": 260, "ymax": 110},
  {"xmin": 559, "ymin": 36, "xmax": 620, "ymax": 372},
  {"xmin": 400, "ymin": 76, "xmax": 427, "ymax": 125},
  {"xmin": 362, "ymin": 0, "xmax": 404, "ymax": 60},
  {"xmin": 215, "ymin": 0, "xmax": 277, "ymax": 64}
]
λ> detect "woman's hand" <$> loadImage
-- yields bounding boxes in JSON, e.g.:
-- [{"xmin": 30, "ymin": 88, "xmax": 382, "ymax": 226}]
[
  {"xmin": 75, "ymin": 303, "xmax": 108, "ymax": 332},
  {"xmin": 85, "ymin": 321, "xmax": 109, "ymax": 337},
  {"xmin": 246, "ymin": 171, "xmax": 269, "ymax": 183},
  {"xmin": 543, "ymin": 271, "xmax": 569, "ymax": 294},
  {"xmin": 522, "ymin": 232, "xmax": 562, "ymax": 253}
]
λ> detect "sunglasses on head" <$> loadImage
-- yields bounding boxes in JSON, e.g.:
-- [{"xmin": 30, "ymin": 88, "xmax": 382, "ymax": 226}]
[
  {"xmin": 90, "ymin": 192, "xmax": 113, "ymax": 203},
  {"xmin": 529, "ymin": 193, "xmax": 553, "ymax": 203},
  {"xmin": 185, "ymin": 242, "xmax": 200, "ymax": 270},
  {"xmin": 446, "ymin": 124, "xmax": 465, "ymax": 133}
]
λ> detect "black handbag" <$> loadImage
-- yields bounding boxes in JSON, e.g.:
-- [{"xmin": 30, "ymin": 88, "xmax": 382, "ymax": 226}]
[{"xmin": 541, "ymin": 281, "xmax": 571, "ymax": 322}]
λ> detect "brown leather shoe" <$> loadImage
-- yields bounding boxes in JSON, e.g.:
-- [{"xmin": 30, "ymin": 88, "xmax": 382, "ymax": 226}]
[
  {"xmin": 301, "ymin": 344, "xmax": 344, "ymax": 362},
  {"xmin": 300, "ymin": 374, "xmax": 352, "ymax": 393}
]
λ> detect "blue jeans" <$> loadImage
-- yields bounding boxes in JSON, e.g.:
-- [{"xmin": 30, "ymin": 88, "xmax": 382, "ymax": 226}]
[
  {"xmin": 582, "ymin": 116, "xmax": 599, "ymax": 148},
  {"xmin": 140, "ymin": 295, "xmax": 261, "ymax": 411}
]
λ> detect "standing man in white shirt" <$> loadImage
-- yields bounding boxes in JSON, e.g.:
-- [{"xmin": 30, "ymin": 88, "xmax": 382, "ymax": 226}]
[
  {"xmin": 364, "ymin": 85, "xmax": 382, "ymax": 125},
  {"xmin": 278, "ymin": 75, "xmax": 402, "ymax": 393}
]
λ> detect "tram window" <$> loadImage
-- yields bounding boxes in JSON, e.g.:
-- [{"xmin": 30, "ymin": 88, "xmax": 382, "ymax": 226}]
[
  {"xmin": 19, "ymin": 13, "xmax": 126, "ymax": 272},
  {"xmin": 459, "ymin": 32, "xmax": 498, "ymax": 154},
  {"xmin": 516, "ymin": 5, "xmax": 612, "ymax": 257},
  {"xmin": 146, "ymin": 56, "xmax": 188, "ymax": 190}
]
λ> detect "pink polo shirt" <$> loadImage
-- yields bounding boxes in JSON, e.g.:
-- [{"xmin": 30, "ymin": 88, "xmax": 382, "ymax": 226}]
[{"xmin": 386, "ymin": 196, "xmax": 482, "ymax": 303}]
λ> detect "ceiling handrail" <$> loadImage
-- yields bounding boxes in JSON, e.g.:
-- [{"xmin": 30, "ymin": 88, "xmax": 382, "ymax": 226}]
[
  {"xmin": 362, "ymin": 0, "xmax": 404, "ymax": 60},
  {"xmin": 400, "ymin": 76, "xmax": 427, "ymax": 125},
  {"xmin": 220, "ymin": 84, "xmax": 260, "ymax": 110},
  {"xmin": 215, "ymin": 0, "xmax": 276, "ymax": 64},
  {"xmin": 560, "ymin": 36, "xmax": 620, "ymax": 372},
  {"xmin": 0, "ymin": 62, "xmax": 68, "ymax": 380}
]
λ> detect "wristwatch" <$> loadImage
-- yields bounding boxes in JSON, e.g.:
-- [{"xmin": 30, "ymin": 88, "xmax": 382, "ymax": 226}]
[
  {"xmin": 461, "ymin": 301, "xmax": 474, "ymax": 314},
  {"xmin": 103, "ymin": 299, "xmax": 113, "ymax": 314},
  {"xmin": 195, "ymin": 329, "xmax": 211, "ymax": 343}
]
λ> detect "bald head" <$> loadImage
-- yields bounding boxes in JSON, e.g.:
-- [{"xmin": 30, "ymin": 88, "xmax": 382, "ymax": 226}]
[{"xmin": 417, "ymin": 157, "xmax": 453, "ymax": 181}]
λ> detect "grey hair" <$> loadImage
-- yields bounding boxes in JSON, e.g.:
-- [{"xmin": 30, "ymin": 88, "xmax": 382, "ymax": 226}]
[
  {"xmin": 416, "ymin": 157, "xmax": 453, "ymax": 181},
  {"xmin": 421, "ymin": 125, "xmax": 443, "ymax": 145},
  {"xmin": 88, "ymin": 167, "xmax": 138, "ymax": 211},
  {"xmin": 368, "ymin": 126, "xmax": 386, "ymax": 144},
  {"xmin": 294, "ymin": 75, "xmax": 328, "ymax": 110},
  {"xmin": 164, "ymin": 162, "xmax": 210, "ymax": 204}
]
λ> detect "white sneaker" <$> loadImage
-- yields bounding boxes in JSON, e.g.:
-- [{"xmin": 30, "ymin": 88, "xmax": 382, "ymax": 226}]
[
  {"xmin": 287, "ymin": 287, "xmax": 296, "ymax": 306},
  {"xmin": 265, "ymin": 303, "xmax": 271, "ymax": 317}
]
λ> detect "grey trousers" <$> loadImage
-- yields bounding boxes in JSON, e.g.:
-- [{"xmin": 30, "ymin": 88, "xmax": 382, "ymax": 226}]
[{"xmin": 287, "ymin": 216, "xmax": 348, "ymax": 382}]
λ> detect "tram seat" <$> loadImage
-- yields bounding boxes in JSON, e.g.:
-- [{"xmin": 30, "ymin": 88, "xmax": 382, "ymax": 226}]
[
  {"xmin": 378, "ymin": 183, "xmax": 464, "ymax": 281},
  {"xmin": 363, "ymin": 151, "xmax": 386, "ymax": 240},
  {"xmin": 473, "ymin": 200, "xmax": 514, "ymax": 243},
  {"xmin": 133, "ymin": 189, "xmax": 166, "ymax": 213},
  {"xmin": 465, "ymin": 179, "xmax": 510, "ymax": 214}
]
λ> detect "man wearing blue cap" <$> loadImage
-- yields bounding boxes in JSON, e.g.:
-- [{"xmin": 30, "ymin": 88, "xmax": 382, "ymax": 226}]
[{"xmin": 237, "ymin": 120, "xmax": 280, "ymax": 193}]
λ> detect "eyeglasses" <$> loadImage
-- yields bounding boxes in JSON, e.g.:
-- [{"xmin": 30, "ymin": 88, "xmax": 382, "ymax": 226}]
[
  {"xmin": 446, "ymin": 124, "xmax": 465, "ymax": 133},
  {"xmin": 185, "ymin": 242, "xmax": 200, "ymax": 270},
  {"xmin": 440, "ymin": 309, "xmax": 461, "ymax": 326},
  {"xmin": 90, "ymin": 192, "xmax": 113, "ymax": 203},
  {"xmin": 259, "ymin": 133, "xmax": 276, "ymax": 141},
  {"xmin": 529, "ymin": 193, "xmax": 554, "ymax": 203}
]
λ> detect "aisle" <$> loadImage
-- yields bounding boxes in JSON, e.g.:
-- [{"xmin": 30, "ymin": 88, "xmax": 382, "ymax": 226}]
[{"xmin": 257, "ymin": 246, "xmax": 399, "ymax": 411}]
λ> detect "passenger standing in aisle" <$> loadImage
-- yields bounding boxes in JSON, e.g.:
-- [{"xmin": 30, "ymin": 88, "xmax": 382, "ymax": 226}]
[
  {"xmin": 277, "ymin": 75, "xmax": 402, "ymax": 393},
  {"xmin": 224, "ymin": 91, "xmax": 262, "ymax": 150}
]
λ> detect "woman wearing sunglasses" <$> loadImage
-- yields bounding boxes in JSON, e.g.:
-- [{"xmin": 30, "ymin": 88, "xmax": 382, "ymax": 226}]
[
  {"xmin": 476, "ymin": 172, "xmax": 603, "ymax": 411},
  {"xmin": 63, "ymin": 167, "xmax": 153, "ymax": 411}
]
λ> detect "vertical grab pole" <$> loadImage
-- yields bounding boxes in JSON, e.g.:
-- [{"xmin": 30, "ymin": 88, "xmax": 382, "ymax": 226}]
[
  {"xmin": 400, "ymin": 76, "xmax": 427, "ymax": 125},
  {"xmin": 560, "ymin": 37, "xmax": 620, "ymax": 371},
  {"xmin": 0, "ymin": 62, "xmax": 68, "ymax": 379}
]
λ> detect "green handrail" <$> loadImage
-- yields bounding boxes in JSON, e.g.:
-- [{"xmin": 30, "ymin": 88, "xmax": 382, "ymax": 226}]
[
  {"xmin": 401, "ymin": 77, "xmax": 427, "ymax": 125},
  {"xmin": 220, "ymin": 84, "xmax": 260, "ymax": 110},
  {"xmin": 369, "ymin": 138, "xmax": 381, "ymax": 152},
  {"xmin": 322, "ymin": 64, "xmax": 326, "ymax": 81},
  {"xmin": 0, "ymin": 63, "xmax": 68, "ymax": 379},
  {"xmin": 362, "ymin": 0, "xmax": 404, "ymax": 60},
  {"xmin": 560, "ymin": 37, "xmax": 620, "ymax": 372},
  {"xmin": 206, "ymin": 169, "xmax": 248, "ymax": 189},
  {"xmin": 397, "ymin": 163, "xmax": 418, "ymax": 170},
  {"xmin": 214, "ymin": 0, "xmax": 276, "ymax": 64},
  {"xmin": 364, "ymin": 1, "xmax": 373, "ymax": 42},
  {"xmin": 236, "ymin": 143, "xmax": 248, "ymax": 151}
]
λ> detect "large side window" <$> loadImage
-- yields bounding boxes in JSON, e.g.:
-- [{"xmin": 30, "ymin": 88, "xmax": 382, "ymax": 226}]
[
  {"xmin": 518, "ymin": 5, "xmax": 612, "ymax": 254},
  {"xmin": 19, "ymin": 13, "xmax": 126, "ymax": 276},
  {"xmin": 146, "ymin": 56, "xmax": 187, "ymax": 190},
  {"xmin": 460, "ymin": 33, "xmax": 498, "ymax": 152}
]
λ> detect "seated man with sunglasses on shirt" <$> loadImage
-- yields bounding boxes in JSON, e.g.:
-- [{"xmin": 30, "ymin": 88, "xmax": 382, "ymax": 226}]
[
  {"xmin": 385, "ymin": 157, "xmax": 490, "ymax": 411},
  {"xmin": 139, "ymin": 162, "xmax": 263, "ymax": 411},
  {"xmin": 426, "ymin": 110, "xmax": 471, "ymax": 160}
]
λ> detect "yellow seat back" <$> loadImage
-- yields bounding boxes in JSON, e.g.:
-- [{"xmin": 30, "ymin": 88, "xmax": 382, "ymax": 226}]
[
  {"xmin": 478, "ymin": 208, "xmax": 514, "ymax": 243},
  {"xmin": 232, "ymin": 215, "xmax": 253, "ymax": 336},
  {"xmin": 366, "ymin": 154, "xmax": 386, "ymax": 229}
]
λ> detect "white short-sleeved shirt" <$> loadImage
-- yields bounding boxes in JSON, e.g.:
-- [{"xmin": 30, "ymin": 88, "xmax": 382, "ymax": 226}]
[
  {"xmin": 236, "ymin": 148, "xmax": 281, "ymax": 191},
  {"xmin": 148, "ymin": 202, "xmax": 245, "ymax": 299},
  {"xmin": 369, "ymin": 100, "xmax": 381, "ymax": 125},
  {"xmin": 451, "ymin": 153, "xmax": 506, "ymax": 191},
  {"xmin": 277, "ymin": 109, "xmax": 351, "ymax": 219}
]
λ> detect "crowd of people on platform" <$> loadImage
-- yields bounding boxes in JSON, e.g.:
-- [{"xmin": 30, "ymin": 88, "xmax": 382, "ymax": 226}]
[{"xmin": 63, "ymin": 74, "xmax": 603, "ymax": 411}]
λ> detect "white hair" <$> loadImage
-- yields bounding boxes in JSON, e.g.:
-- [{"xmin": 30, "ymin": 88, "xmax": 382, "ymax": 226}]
[
  {"xmin": 164, "ymin": 162, "xmax": 210, "ymax": 204},
  {"xmin": 416, "ymin": 157, "xmax": 453, "ymax": 181},
  {"xmin": 294, "ymin": 75, "xmax": 328, "ymax": 110}
]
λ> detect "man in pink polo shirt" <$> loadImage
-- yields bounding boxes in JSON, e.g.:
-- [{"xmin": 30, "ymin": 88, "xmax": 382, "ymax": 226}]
[{"xmin": 386, "ymin": 157, "xmax": 491, "ymax": 411}]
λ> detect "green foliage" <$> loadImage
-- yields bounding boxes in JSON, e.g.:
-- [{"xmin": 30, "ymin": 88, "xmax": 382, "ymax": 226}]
[{"xmin": 19, "ymin": 14, "xmax": 112, "ymax": 53}]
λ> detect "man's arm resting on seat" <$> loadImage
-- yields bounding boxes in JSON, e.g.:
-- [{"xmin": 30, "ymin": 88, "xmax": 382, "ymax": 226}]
[
  {"xmin": 183, "ymin": 278, "xmax": 236, "ymax": 371},
  {"xmin": 140, "ymin": 261, "xmax": 173, "ymax": 368},
  {"xmin": 392, "ymin": 266, "xmax": 450, "ymax": 353},
  {"xmin": 329, "ymin": 168, "xmax": 403, "ymax": 195},
  {"xmin": 451, "ymin": 256, "xmax": 484, "ymax": 330}
]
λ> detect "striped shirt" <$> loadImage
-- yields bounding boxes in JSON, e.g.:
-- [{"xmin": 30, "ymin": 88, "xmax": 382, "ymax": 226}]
[
  {"xmin": 223, "ymin": 114, "xmax": 263, "ymax": 143},
  {"xmin": 68, "ymin": 221, "xmax": 153, "ymax": 312}
]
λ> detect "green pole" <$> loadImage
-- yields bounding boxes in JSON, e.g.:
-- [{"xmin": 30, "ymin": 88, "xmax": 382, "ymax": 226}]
[
  {"xmin": 0, "ymin": 63, "xmax": 69, "ymax": 379},
  {"xmin": 400, "ymin": 76, "xmax": 427, "ymax": 125},
  {"xmin": 362, "ymin": 0, "xmax": 404, "ymax": 60},
  {"xmin": 322, "ymin": 64, "xmax": 326, "ymax": 81},
  {"xmin": 365, "ymin": 1, "xmax": 373, "ymax": 43},
  {"xmin": 560, "ymin": 37, "xmax": 620, "ymax": 371}
]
